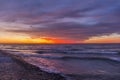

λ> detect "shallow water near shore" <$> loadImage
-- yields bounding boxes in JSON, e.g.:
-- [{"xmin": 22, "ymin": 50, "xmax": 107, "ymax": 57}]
[{"xmin": 0, "ymin": 44, "xmax": 120, "ymax": 79}]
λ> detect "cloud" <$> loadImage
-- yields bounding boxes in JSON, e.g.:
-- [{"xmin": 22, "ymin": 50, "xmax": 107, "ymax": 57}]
[
  {"xmin": 7, "ymin": 22, "xmax": 120, "ymax": 41},
  {"xmin": 0, "ymin": 0, "xmax": 120, "ymax": 42}
]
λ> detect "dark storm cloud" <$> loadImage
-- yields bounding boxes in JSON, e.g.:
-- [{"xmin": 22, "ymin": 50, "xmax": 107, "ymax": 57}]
[{"xmin": 0, "ymin": 0, "xmax": 120, "ymax": 41}]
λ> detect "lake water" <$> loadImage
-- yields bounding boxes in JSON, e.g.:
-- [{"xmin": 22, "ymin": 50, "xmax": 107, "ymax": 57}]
[{"xmin": 0, "ymin": 44, "xmax": 120, "ymax": 79}]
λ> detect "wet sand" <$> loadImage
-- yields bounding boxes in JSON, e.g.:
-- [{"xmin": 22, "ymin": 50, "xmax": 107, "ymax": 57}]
[{"xmin": 0, "ymin": 51, "xmax": 66, "ymax": 80}]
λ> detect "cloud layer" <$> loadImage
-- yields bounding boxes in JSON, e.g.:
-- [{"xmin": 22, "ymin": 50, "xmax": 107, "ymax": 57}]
[{"xmin": 0, "ymin": 0, "xmax": 120, "ymax": 42}]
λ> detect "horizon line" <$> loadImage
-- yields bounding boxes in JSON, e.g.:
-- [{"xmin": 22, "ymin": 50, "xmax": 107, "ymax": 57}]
[{"xmin": 0, "ymin": 43, "xmax": 120, "ymax": 45}]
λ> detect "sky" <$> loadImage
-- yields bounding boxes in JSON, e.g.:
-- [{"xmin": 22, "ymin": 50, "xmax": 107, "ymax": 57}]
[{"xmin": 0, "ymin": 0, "xmax": 120, "ymax": 44}]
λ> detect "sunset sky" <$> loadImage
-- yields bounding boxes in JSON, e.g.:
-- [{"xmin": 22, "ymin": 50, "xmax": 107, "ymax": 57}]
[{"xmin": 0, "ymin": 0, "xmax": 120, "ymax": 44}]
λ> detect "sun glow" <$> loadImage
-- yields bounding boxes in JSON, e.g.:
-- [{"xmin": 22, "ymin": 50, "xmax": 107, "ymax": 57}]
[
  {"xmin": 0, "ymin": 31, "xmax": 120, "ymax": 44},
  {"xmin": 84, "ymin": 33, "xmax": 120, "ymax": 43},
  {"xmin": 0, "ymin": 38, "xmax": 75, "ymax": 44},
  {"xmin": 0, "ymin": 32, "xmax": 75, "ymax": 44}
]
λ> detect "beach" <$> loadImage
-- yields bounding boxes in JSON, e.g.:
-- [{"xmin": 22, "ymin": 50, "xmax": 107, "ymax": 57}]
[
  {"xmin": 0, "ymin": 50, "xmax": 66, "ymax": 80},
  {"xmin": 0, "ymin": 44, "xmax": 120, "ymax": 80}
]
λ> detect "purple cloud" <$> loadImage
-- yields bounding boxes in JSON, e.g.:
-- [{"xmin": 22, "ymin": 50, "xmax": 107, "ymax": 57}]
[{"xmin": 0, "ymin": 0, "xmax": 120, "ymax": 41}]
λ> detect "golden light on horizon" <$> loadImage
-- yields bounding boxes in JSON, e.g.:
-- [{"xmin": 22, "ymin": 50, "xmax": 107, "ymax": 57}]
[
  {"xmin": 0, "ymin": 37, "xmax": 54, "ymax": 44},
  {"xmin": 0, "ymin": 32, "xmax": 74, "ymax": 44},
  {"xmin": 0, "ymin": 38, "xmax": 76, "ymax": 44},
  {"xmin": 0, "ymin": 31, "xmax": 120, "ymax": 44},
  {"xmin": 84, "ymin": 33, "xmax": 120, "ymax": 43}
]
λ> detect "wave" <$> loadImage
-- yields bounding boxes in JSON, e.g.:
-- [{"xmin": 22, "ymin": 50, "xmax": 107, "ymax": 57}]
[
  {"xmin": 0, "ymin": 50, "xmax": 70, "ymax": 80},
  {"xmin": 44, "ymin": 56, "xmax": 120, "ymax": 62},
  {"xmin": 35, "ymin": 50, "xmax": 119, "ymax": 55},
  {"xmin": 24, "ymin": 54, "xmax": 120, "ymax": 63},
  {"xmin": 4, "ymin": 49, "xmax": 120, "ymax": 63},
  {"xmin": 22, "ymin": 55, "xmax": 120, "ymax": 80}
]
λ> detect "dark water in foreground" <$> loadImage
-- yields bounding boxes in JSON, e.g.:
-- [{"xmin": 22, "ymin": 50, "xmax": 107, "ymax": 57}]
[{"xmin": 0, "ymin": 44, "xmax": 120, "ymax": 79}]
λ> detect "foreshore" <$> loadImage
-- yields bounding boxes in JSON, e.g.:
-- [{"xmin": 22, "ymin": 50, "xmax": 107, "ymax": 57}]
[
  {"xmin": 1, "ymin": 49, "xmax": 120, "ymax": 80},
  {"xmin": 0, "ymin": 50, "xmax": 66, "ymax": 80}
]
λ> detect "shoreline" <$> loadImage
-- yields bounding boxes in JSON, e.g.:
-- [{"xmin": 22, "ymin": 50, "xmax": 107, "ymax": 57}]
[
  {"xmin": 1, "ymin": 49, "xmax": 120, "ymax": 80},
  {"xmin": 0, "ymin": 50, "xmax": 66, "ymax": 80}
]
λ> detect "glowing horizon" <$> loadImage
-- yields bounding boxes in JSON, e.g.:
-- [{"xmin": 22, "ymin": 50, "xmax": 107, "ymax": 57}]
[{"xmin": 0, "ymin": 33, "xmax": 120, "ymax": 44}]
